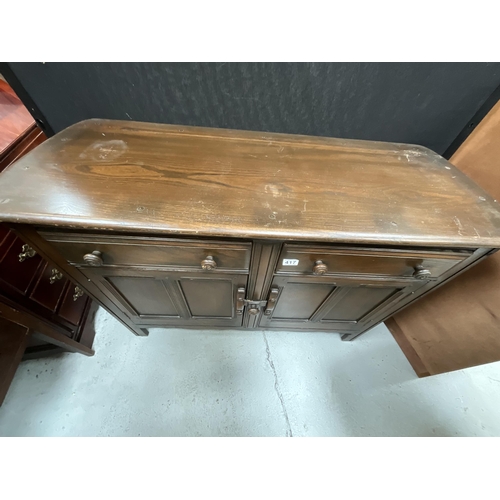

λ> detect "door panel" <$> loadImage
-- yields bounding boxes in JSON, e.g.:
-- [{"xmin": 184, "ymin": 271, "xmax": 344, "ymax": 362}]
[
  {"xmin": 179, "ymin": 278, "xmax": 234, "ymax": 318},
  {"xmin": 259, "ymin": 275, "xmax": 424, "ymax": 331},
  {"xmin": 107, "ymin": 276, "xmax": 180, "ymax": 317},
  {"xmin": 83, "ymin": 267, "xmax": 247, "ymax": 327},
  {"xmin": 322, "ymin": 286, "xmax": 399, "ymax": 322},
  {"xmin": 272, "ymin": 283, "xmax": 335, "ymax": 320}
]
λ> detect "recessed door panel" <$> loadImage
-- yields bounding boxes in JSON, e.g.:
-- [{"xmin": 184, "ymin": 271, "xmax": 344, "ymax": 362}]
[
  {"xmin": 107, "ymin": 276, "xmax": 180, "ymax": 317},
  {"xmin": 179, "ymin": 278, "xmax": 234, "ymax": 318},
  {"xmin": 272, "ymin": 283, "xmax": 335, "ymax": 320},
  {"xmin": 322, "ymin": 286, "xmax": 398, "ymax": 322}
]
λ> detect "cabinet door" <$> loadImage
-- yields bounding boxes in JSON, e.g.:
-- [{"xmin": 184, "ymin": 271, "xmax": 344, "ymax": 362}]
[
  {"xmin": 83, "ymin": 268, "xmax": 247, "ymax": 328},
  {"xmin": 259, "ymin": 275, "xmax": 424, "ymax": 332}
]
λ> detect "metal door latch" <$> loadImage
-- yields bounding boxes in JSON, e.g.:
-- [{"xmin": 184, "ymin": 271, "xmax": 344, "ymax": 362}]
[{"xmin": 236, "ymin": 287, "xmax": 279, "ymax": 316}]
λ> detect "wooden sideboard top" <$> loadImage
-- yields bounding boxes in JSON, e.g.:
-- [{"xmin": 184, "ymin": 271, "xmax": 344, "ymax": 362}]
[{"xmin": 0, "ymin": 118, "xmax": 500, "ymax": 248}]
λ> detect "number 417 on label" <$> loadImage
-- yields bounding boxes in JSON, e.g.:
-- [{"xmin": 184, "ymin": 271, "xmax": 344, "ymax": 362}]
[{"xmin": 283, "ymin": 259, "xmax": 299, "ymax": 266}]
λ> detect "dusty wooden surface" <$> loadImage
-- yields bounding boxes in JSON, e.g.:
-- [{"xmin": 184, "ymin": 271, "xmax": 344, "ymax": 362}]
[
  {"xmin": 386, "ymin": 100, "xmax": 500, "ymax": 376},
  {"xmin": 0, "ymin": 119, "xmax": 499, "ymax": 248}
]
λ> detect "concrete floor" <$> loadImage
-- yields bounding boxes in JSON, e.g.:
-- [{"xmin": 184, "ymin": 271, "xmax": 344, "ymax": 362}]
[{"xmin": 1, "ymin": 307, "xmax": 500, "ymax": 436}]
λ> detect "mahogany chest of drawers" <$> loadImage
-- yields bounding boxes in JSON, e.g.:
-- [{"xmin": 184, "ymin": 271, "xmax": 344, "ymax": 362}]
[{"xmin": 0, "ymin": 119, "xmax": 499, "ymax": 341}]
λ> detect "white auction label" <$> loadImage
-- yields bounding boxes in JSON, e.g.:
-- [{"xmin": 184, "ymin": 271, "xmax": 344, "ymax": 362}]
[{"xmin": 283, "ymin": 259, "xmax": 299, "ymax": 266}]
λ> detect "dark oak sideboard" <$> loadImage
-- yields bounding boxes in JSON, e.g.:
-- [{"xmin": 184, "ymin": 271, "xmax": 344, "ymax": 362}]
[{"xmin": 0, "ymin": 119, "xmax": 499, "ymax": 341}]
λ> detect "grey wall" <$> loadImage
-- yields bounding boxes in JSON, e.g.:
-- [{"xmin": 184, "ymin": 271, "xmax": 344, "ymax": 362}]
[{"xmin": 3, "ymin": 62, "xmax": 500, "ymax": 155}]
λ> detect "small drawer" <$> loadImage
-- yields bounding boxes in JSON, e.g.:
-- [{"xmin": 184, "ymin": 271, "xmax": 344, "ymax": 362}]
[
  {"xmin": 0, "ymin": 236, "xmax": 43, "ymax": 295},
  {"xmin": 276, "ymin": 244, "xmax": 471, "ymax": 279},
  {"xmin": 29, "ymin": 262, "xmax": 69, "ymax": 312},
  {"xmin": 58, "ymin": 283, "xmax": 89, "ymax": 326},
  {"xmin": 41, "ymin": 232, "xmax": 252, "ymax": 271}
]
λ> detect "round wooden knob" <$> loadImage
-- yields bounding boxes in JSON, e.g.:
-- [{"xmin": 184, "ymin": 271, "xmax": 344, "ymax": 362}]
[
  {"xmin": 201, "ymin": 255, "xmax": 217, "ymax": 271},
  {"xmin": 83, "ymin": 251, "xmax": 103, "ymax": 267},
  {"xmin": 313, "ymin": 260, "xmax": 328, "ymax": 275},
  {"xmin": 413, "ymin": 267, "xmax": 432, "ymax": 280}
]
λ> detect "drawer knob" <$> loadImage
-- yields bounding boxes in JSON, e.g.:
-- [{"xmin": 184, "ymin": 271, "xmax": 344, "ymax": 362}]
[
  {"xmin": 413, "ymin": 266, "xmax": 432, "ymax": 280},
  {"xmin": 201, "ymin": 255, "xmax": 217, "ymax": 271},
  {"xmin": 49, "ymin": 268, "xmax": 63, "ymax": 284},
  {"xmin": 83, "ymin": 251, "xmax": 103, "ymax": 267},
  {"xmin": 73, "ymin": 286, "xmax": 84, "ymax": 301},
  {"xmin": 19, "ymin": 244, "xmax": 36, "ymax": 262},
  {"xmin": 313, "ymin": 260, "xmax": 328, "ymax": 275},
  {"xmin": 248, "ymin": 306, "xmax": 260, "ymax": 315}
]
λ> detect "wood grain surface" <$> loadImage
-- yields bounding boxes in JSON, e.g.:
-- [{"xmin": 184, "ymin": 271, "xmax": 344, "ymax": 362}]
[
  {"xmin": 386, "ymin": 99, "xmax": 500, "ymax": 376},
  {"xmin": 0, "ymin": 119, "xmax": 500, "ymax": 248}
]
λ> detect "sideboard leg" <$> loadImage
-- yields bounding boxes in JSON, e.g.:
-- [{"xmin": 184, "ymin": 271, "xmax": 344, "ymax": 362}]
[
  {"xmin": 120, "ymin": 324, "xmax": 149, "ymax": 336},
  {"xmin": 341, "ymin": 333, "xmax": 355, "ymax": 341}
]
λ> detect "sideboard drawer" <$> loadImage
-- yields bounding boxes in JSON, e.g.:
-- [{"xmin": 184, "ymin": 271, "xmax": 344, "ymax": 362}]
[
  {"xmin": 40, "ymin": 233, "xmax": 252, "ymax": 271},
  {"xmin": 276, "ymin": 244, "xmax": 471, "ymax": 279}
]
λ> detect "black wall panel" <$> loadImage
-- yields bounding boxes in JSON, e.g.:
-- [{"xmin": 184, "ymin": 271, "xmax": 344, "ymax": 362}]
[{"xmin": 3, "ymin": 62, "xmax": 500, "ymax": 155}]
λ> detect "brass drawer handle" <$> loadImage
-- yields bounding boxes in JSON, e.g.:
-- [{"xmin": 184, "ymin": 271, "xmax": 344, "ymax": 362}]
[
  {"xmin": 83, "ymin": 251, "xmax": 104, "ymax": 267},
  {"xmin": 49, "ymin": 268, "xmax": 63, "ymax": 284},
  {"xmin": 313, "ymin": 260, "xmax": 328, "ymax": 275},
  {"xmin": 73, "ymin": 286, "xmax": 84, "ymax": 301},
  {"xmin": 413, "ymin": 266, "xmax": 432, "ymax": 280},
  {"xmin": 19, "ymin": 244, "xmax": 36, "ymax": 262},
  {"xmin": 201, "ymin": 255, "xmax": 217, "ymax": 271}
]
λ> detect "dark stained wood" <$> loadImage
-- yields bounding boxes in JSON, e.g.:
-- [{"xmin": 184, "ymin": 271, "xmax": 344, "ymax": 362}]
[
  {"xmin": 41, "ymin": 232, "xmax": 252, "ymax": 271},
  {"xmin": 0, "ymin": 236, "xmax": 43, "ymax": 295},
  {"xmin": 8, "ymin": 235, "xmax": 485, "ymax": 339},
  {"xmin": 11, "ymin": 225, "xmax": 149, "ymax": 336},
  {"xmin": 81, "ymin": 266, "xmax": 247, "ymax": 328},
  {"xmin": 276, "ymin": 243, "xmax": 470, "ymax": 278},
  {"xmin": 0, "ymin": 300, "xmax": 94, "ymax": 356},
  {"xmin": 2, "ymin": 119, "xmax": 500, "ymax": 340},
  {"xmin": 323, "ymin": 286, "xmax": 404, "ymax": 322},
  {"xmin": 0, "ymin": 225, "xmax": 10, "ymax": 247},
  {"xmin": 76, "ymin": 298, "xmax": 99, "ymax": 348},
  {"xmin": 57, "ymin": 283, "xmax": 89, "ymax": 326},
  {"xmin": 0, "ymin": 119, "xmax": 500, "ymax": 248},
  {"xmin": 244, "ymin": 241, "xmax": 282, "ymax": 329},
  {"xmin": 259, "ymin": 275, "xmax": 424, "ymax": 331},
  {"xmin": 180, "ymin": 278, "xmax": 233, "ymax": 317},
  {"xmin": 0, "ymin": 317, "xmax": 30, "ymax": 405},
  {"xmin": 23, "ymin": 297, "xmax": 99, "ymax": 359},
  {"xmin": 268, "ymin": 280, "xmax": 336, "ymax": 321},
  {"xmin": 29, "ymin": 262, "xmax": 68, "ymax": 312},
  {"xmin": 386, "ymin": 99, "xmax": 500, "ymax": 376},
  {"xmin": 0, "ymin": 232, "xmax": 90, "ymax": 336}
]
